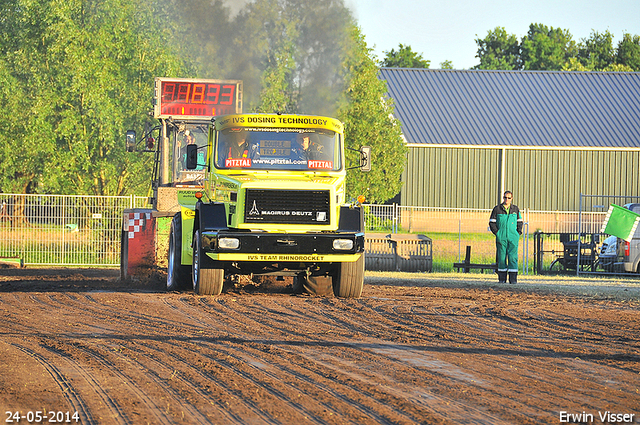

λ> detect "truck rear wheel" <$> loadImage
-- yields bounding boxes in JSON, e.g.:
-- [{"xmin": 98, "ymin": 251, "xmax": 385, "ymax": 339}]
[
  {"xmin": 167, "ymin": 214, "xmax": 191, "ymax": 291},
  {"xmin": 292, "ymin": 274, "xmax": 333, "ymax": 296},
  {"xmin": 332, "ymin": 254, "xmax": 364, "ymax": 298},
  {"xmin": 192, "ymin": 229, "xmax": 224, "ymax": 295}
]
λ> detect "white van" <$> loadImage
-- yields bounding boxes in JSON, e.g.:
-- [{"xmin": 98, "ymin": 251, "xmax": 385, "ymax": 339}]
[{"xmin": 617, "ymin": 203, "xmax": 640, "ymax": 273}]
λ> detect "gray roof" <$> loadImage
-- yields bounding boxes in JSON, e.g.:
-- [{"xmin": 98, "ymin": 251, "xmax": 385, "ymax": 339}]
[{"xmin": 379, "ymin": 68, "xmax": 640, "ymax": 149}]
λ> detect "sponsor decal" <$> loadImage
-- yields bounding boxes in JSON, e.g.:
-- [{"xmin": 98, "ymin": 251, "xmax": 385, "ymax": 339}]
[
  {"xmin": 308, "ymin": 160, "xmax": 333, "ymax": 169},
  {"xmin": 247, "ymin": 254, "xmax": 326, "ymax": 261},
  {"xmin": 226, "ymin": 158, "xmax": 251, "ymax": 167},
  {"xmin": 247, "ymin": 116, "xmax": 277, "ymax": 124},
  {"xmin": 209, "ymin": 252, "xmax": 362, "ymax": 262},
  {"xmin": 247, "ymin": 202, "xmax": 316, "ymax": 219},
  {"xmin": 217, "ymin": 115, "xmax": 343, "ymax": 133},
  {"xmin": 259, "ymin": 210, "xmax": 313, "ymax": 217},
  {"xmin": 181, "ymin": 207, "xmax": 195, "ymax": 220},
  {"xmin": 277, "ymin": 117, "xmax": 328, "ymax": 126}
]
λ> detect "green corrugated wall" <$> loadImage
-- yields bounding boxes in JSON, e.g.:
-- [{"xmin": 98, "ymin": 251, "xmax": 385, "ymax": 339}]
[{"xmin": 401, "ymin": 147, "xmax": 640, "ymax": 211}]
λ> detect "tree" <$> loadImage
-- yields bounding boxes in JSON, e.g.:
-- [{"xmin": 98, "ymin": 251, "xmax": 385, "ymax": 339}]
[
  {"xmin": 338, "ymin": 26, "xmax": 407, "ymax": 203},
  {"xmin": 381, "ymin": 44, "xmax": 430, "ymax": 68},
  {"xmin": 439, "ymin": 60, "xmax": 454, "ymax": 70},
  {"xmin": 561, "ymin": 57, "xmax": 590, "ymax": 72},
  {"xmin": 0, "ymin": 0, "xmax": 185, "ymax": 195},
  {"xmin": 0, "ymin": 0, "xmax": 58, "ymax": 194},
  {"xmin": 252, "ymin": 13, "xmax": 299, "ymax": 113},
  {"xmin": 199, "ymin": 0, "xmax": 354, "ymax": 115},
  {"xmin": 520, "ymin": 23, "xmax": 577, "ymax": 70},
  {"xmin": 474, "ymin": 27, "xmax": 521, "ymax": 70},
  {"xmin": 577, "ymin": 30, "xmax": 615, "ymax": 70},
  {"xmin": 255, "ymin": 32, "xmax": 298, "ymax": 114},
  {"xmin": 562, "ymin": 30, "xmax": 636, "ymax": 72},
  {"xmin": 616, "ymin": 33, "xmax": 640, "ymax": 71},
  {"xmin": 474, "ymin": 24, "xmax": 640, "ymax": 72},
  {"xmin": 165, "ymin": 0, "xmax": 230, "ymax": 78}
]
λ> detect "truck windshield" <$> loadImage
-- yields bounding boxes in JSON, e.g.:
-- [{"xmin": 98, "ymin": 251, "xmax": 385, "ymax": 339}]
[{"xmin": 215, "ymin": 128, "xmax": 341, "ymax": 171}]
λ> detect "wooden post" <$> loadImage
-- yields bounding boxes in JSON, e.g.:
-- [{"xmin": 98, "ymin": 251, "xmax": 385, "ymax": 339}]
[{"xmin": 464, "ymin": 245, "xmax": 471, "ymax": 273}]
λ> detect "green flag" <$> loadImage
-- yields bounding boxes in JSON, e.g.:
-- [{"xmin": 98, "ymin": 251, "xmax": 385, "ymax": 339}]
[{"xmin": 600, "ymin": 204, "xmax": 640, "ymax": 242}]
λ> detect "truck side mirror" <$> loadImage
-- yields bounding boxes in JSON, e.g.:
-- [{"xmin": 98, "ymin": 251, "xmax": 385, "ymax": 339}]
[
  {"xmin": 126, "ymin": 130, "xmax": 136, "ymax": 152},
  {"xmin": 360, "ymin": 146, "xmax": 371, "ymax": 172},
  {"xmin": 186, "ymin": 144, "xmax": 198, "ymax": 169}
]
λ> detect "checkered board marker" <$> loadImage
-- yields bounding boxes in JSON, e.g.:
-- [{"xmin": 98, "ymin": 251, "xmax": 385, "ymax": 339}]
[{"xmin": 128, "ymin": 212, "xmax": 151, "ymax": 239}]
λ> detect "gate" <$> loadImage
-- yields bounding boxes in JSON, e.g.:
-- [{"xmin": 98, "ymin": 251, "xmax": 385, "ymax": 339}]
[{"xmin": 0, "ymin": 194, "xmax": 148, "ymax": 266}]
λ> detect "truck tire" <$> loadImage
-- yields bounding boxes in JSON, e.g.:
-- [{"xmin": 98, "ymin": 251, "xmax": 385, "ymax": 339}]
[
  {"xmin": 306, "ymin": 275, "xmax": 333, "ymax": 296},
  {"xmin": 192, "ymin": 229, "xmax": 224, "ymax": 295},
  {"xmin": 332, "ymin": 254, "xmax": 364, "ymax": 298},
  {"xmin": 167, "ymin": 214, "xmax": 191, "ymax": 291},
  {"xmin": 292, "ymin": 274, "xmax": 333, "ymax": 296}
]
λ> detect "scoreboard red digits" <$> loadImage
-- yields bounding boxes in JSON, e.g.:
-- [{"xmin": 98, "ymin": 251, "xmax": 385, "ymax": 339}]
[
  {"xmin": 207, "ymin": 84, "xmax": 219, "ymax": 104},
  {"xmin": 155, "ymin": 78, "xmax": 242, "ymax": 118}
]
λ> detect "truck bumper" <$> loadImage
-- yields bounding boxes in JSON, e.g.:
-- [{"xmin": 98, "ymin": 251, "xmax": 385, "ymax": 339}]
[{"xmin": 200, "ymin": 231, "xmax": 364, "ymax": 263}]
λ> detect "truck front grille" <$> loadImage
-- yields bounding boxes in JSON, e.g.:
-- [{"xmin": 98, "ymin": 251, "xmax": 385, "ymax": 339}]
[{"xmin": 244, "ymin": 189, "xmax": 330, "ymax": 225}]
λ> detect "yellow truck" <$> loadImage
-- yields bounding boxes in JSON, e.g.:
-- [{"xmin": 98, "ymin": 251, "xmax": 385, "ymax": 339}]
[
  {"xmin": 123, "ymin": 78, "xmax": 370, "ymax": 297},
  {"xmin": 170, "ymin": 112, "xmax": 370, "ymax": 297}
]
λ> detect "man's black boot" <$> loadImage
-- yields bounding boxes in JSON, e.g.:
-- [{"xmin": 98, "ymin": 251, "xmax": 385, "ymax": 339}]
[
  {"xmin": 498, "ymin": 271, "xmax": 507, "ymax": 283},
  {"xmin": 508, "ymin": 272, "xmax": 517, "ymax": 284}
]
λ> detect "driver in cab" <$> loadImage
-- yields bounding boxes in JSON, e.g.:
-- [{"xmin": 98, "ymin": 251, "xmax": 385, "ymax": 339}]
[
  {"xmin": 294, "ymin": 133, "xmax": 324, "ymax": 161},
  {"xmin": 227, "ymin": 130, "xmax": 249, "ymax": 159},
  {"xmin": 221, "ymin": 129, "xmax": 258, "ymax": 167}
]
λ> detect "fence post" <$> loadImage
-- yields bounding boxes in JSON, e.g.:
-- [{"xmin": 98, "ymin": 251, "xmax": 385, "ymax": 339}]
[
  {"xmin": 61, "ymin": 195, "xmax": 66, "ymax": 265},
  {"xmin": 458, "ymin": 209, "xmax": 462, "ymax": 262},
  {"xmin": 393, "ymin": 203, "xmax": 398, "ymax": 234},
  {"xmin": 577, "ymin": 193, "xmax": 583, "ymax": 276},
  {"xmin": 409, "ymin": 207, "xmax": 413, "ymax": 233},
  {"xmin": 523, "ymin": 208, "xmax": 528, "ymax": 275}
]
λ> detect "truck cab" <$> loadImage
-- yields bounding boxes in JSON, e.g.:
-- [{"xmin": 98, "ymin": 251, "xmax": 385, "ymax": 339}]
[{"xmin": 168, "ymin": 113, "xmax": 369, "ymax": 297}]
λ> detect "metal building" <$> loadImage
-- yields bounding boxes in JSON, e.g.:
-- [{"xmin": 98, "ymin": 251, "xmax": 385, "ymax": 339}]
[{"xmin": 380, "ymin": 68, "xmax": 640, "ymax": 211}]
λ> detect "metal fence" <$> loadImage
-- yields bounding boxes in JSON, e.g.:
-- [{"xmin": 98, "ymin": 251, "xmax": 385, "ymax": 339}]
[
  {"xmin": 0, "ymin": 194, "xmax": 148, "ymax": 266},
  {"xmin": 363, "ymin": 204, "xmax": 612, "ymax": 235},
  {"xmin": 361, "ymin": 203, "xmax": 636, "ymax": 274}
]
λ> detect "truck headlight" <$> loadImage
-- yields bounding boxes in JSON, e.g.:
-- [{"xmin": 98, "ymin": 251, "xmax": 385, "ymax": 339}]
[
  {"xmin": 333, "ymin": 239, "xmax": 354, "ymax": 251},
  {"xmin": 218, "ymin": 237, "xmax": 240, "ymax": 250}
]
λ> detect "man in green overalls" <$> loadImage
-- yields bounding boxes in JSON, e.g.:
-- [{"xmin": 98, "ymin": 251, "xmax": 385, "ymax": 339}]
[{"xmin": 489, "ymin": 191, "xmax": 523, "ymax": 284}]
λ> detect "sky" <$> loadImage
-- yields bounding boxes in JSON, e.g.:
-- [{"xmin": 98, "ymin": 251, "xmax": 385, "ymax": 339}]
[{"xmin": 346, "ymin": 0, "xmax": 640, "ymax": 69}]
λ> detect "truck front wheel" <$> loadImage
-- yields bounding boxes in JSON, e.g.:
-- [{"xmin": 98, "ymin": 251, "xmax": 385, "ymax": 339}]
[
  {"xmin": 167, "ymin": 214, "xmax": 191, "ymax": 291},
  {"xmin": 332, "ymin": 254, "xmax": 364, "ymax": 298},
  {"xmin": 192, "ymin": 229, "xmax": 224, "ymax": 295}
]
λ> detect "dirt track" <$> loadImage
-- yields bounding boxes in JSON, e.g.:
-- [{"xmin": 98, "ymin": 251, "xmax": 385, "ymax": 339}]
[{"xmin": 1, "ymin": 268, "xmax": 639, "ymax": 425}]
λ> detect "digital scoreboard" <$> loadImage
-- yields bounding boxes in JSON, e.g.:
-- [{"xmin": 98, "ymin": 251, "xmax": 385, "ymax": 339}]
[{"xmin": 154, "ymin": 77, "xmax": 243, "ymax": 119}]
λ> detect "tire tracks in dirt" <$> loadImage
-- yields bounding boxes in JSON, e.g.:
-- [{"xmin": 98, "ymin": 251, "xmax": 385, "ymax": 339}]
[
  {"xmin": 2, "ymin": 275, "xmax": 640, "ymax": 425},
  {"xmin": 5, "ymin": 342, "xmax": 95, "ymax": 424},
  {"xmin": 167, "ymin": 295, "xmax": 514, "ymax": 423}
]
